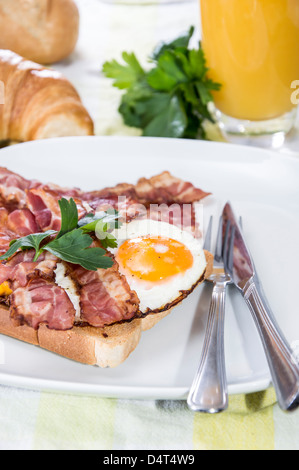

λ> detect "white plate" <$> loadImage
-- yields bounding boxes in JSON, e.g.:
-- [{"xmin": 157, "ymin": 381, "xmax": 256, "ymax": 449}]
[{"xmin": 0, "ymin": 136, "xmax": 298, "ymax": 399}]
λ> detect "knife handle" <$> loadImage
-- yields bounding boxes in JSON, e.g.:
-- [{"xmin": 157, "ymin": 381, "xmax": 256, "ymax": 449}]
[
  {"xmin": 187, "ymin": 282, "xmax": 228, "ymax": 413},
  {"xmin": 244, "ymin": 278, "xmax": 299, "ymax": 411}
]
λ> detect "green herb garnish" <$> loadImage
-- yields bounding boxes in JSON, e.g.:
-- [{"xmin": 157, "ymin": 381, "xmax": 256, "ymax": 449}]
[
  {"xmin": 78, "ymin": 209, "xmax": 121, "ymax": 249},
  {"xmin": 0, "ymin": 199, "xmax": 122, "ymax": 271},
  {"xmin": 44, "ymin": 230, "xmax": 112, "ymax": 271},
  {"xmin": 57, "ymin": 198, "xmax": 79, "ymax": 238},
  {"xmin": 102, "ymin": 26, "xmax": 221, "ymax": 139},
  {"xmin": 1, "ymin": 231, "xmax": 57, "ymax": 263}
]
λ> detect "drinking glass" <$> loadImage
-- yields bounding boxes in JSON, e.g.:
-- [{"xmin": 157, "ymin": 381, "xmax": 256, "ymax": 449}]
[{"xmin": 200, "ymin": 0, "xmax": 299, "ymax": 148}]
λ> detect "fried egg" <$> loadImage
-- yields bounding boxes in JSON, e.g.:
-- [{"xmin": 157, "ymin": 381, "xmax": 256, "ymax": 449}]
[{"xmin": 109, "ymin": 219, "xmax": 207, "ymax": 313}]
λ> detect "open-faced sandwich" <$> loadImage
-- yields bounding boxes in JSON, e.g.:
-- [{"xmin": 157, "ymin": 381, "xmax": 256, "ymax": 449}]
[{"xmin": 0, "ymin": 167, "xmax": 213, "ymax": 367}]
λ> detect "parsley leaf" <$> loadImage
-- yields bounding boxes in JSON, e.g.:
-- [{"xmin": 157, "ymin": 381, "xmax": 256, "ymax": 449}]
[
  {"xmin": 147, "ymin": 50, "xmax": 188, "ymax": 91},
  {"xmin": 102, "ymin": 26, "xmax": 221, "ymax": 139},
  {"xmin": 151, "ymin": 26, "xmax": 195, "ymax": 61},
  {"xmin": 44, "ymin": 230, "xmax": 113, "ymax": 271},
  {"xmin": 78, "ymin": 209, "xmax": 121, "ymax": 232},
  {"xmin": 0, "ymin": 199, "xmax": 119, "ymax": 271},
  {"xmin": 0, "ymin": 231, "xmax": 56, "ymax": 262},
  {"xmin": 142, "ymin": 94, "xmax": 187, "ymax": 138},
  {"xmin": 78, "ymin": 209, "xmax": 121, "ymax": 249},
  {"xmin": 102, "ymin": 51, "xmax": 146, "ymax": 89},
  {"xmin": 57, "ymin": 198, "xmax": 79, "ymax": 239}
]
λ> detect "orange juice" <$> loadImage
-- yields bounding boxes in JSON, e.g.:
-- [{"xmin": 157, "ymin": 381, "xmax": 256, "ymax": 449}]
[{"xmin": 200, "ymin": 0, "xmax": 299, "ymax": 121}]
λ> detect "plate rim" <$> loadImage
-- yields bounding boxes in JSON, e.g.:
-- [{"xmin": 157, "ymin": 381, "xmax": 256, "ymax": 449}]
[
  {"xmin": 0, "ymin": 371, "xmax": 272, "ymax": 399},
  {"xmin": 0, "ymin": 135, "xmax": 298, "ymax": 398},
  {"xmin": 2, "ymin": 134, "xmax": 299, "ymax": 164}
]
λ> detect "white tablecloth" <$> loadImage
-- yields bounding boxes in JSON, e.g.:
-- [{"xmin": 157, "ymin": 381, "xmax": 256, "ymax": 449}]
[{"xmin": 54, "ymin": 0, "xmax": 299, "ymax": 154}]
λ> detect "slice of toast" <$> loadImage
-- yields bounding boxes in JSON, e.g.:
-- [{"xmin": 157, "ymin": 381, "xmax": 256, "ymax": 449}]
[{"xmin": 0, "ymin": 251, "xmax": 213, "ymax": 368}]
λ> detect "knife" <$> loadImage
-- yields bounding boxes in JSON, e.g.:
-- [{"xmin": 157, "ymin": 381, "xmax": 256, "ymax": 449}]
[{"xmin": 222, "ymin": 202, "xmax": 299, "ymax": 412}]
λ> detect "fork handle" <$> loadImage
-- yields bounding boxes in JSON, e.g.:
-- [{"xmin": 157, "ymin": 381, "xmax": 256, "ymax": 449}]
[
  {"xmin": 244, "ymin": 277, "xmax": 299, "ymax": 411},
  {"xmin": 187, "ymin": 282, "xmax": 228, "ymax": 413}
]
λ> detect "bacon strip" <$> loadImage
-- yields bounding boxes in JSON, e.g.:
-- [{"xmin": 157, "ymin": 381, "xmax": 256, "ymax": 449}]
[
  {"xmin": 138, "ymin": 204, "xmax": 199, "ymax": 237},
  {"xmin": 11, "ymin": 278, "xmax": 76, "ymax": 330},
  {"xmin": 0, "ymin": 250, "xmax": 75, "ymax": 330},
  {"xmin": 135, "ymin": 171, "xmax": 211, "ymax": 205},
  {"xmin": 87, "ymin": 171, "xmax": 210, "ymax": 206},
  {"xmin": 0, "ymin": 203, "xmax": 41, "ymax": 258},
  {"xmin": 7, "ymin": 209, "xmax": 39, "ymax": 237},
  {"xmin": 82, "ymin": 193, "xmax": 145, "ymax": 222},
  {"xmin": 0, "ymin": 167, "xmax": 40, "ymax": 210},
  {"xmin": 0, "ymin": 207, "xmax": 16, "ymax": 255},
  {"xmin": 0, "ymin": 250, "xmax": 57, "ymax": 288},
  {"xmin": 66, "ymin": 258, "xmax": 140, "ymax": 328},
  {"xmin": 27, "ymin": 188, "xmax": 87, "ymax": 232}
]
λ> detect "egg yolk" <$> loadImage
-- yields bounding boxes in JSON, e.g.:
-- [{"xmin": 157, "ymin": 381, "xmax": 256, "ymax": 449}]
[
  {"xmin": 116, "ymin": 236, "xmax": 194, "ymax": 282},
  {"xmin": 0, "ymin": 282, "xmax": 12, "ymax": 297}
]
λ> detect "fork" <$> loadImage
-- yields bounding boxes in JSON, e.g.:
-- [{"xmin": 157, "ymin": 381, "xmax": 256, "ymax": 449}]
[{"xmin": 187, "ymin": 216, "xmax": 231, "ymax": 413}]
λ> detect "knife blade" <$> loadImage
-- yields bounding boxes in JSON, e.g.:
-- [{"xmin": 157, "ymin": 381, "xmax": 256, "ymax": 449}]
[{"xmin": 222, "ymin": 202, "xmax": 299, "ymax": 411}]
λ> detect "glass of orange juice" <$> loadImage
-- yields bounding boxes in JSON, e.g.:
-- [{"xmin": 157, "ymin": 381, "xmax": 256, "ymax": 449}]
[{"xmin": 200, "ymin": 0, "xmax": 299, "ymax": 148}]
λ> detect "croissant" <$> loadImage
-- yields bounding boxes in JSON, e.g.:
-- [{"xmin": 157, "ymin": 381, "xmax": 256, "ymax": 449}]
[
  {"xmin": 0, "ymin": 0, "xmax": 79, "ymax": 65},
  {"xmin": 0, "ymin": 50, "xmax": 94, "ymax": 142}
]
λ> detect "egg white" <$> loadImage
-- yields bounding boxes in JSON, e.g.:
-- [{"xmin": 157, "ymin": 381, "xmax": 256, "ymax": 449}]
[
  {"xmin": 55, "ymin": 262, "xmax": 81, "ymax": 320},
  {"xmin": 109, "ymin": 219, "xmax": 207, "ymax": 313}
]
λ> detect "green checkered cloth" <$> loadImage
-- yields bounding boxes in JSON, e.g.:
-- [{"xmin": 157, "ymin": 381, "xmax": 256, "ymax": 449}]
[{"xmin": 1, "ymin": 385, "xmax": 299, "ymax": 450}]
